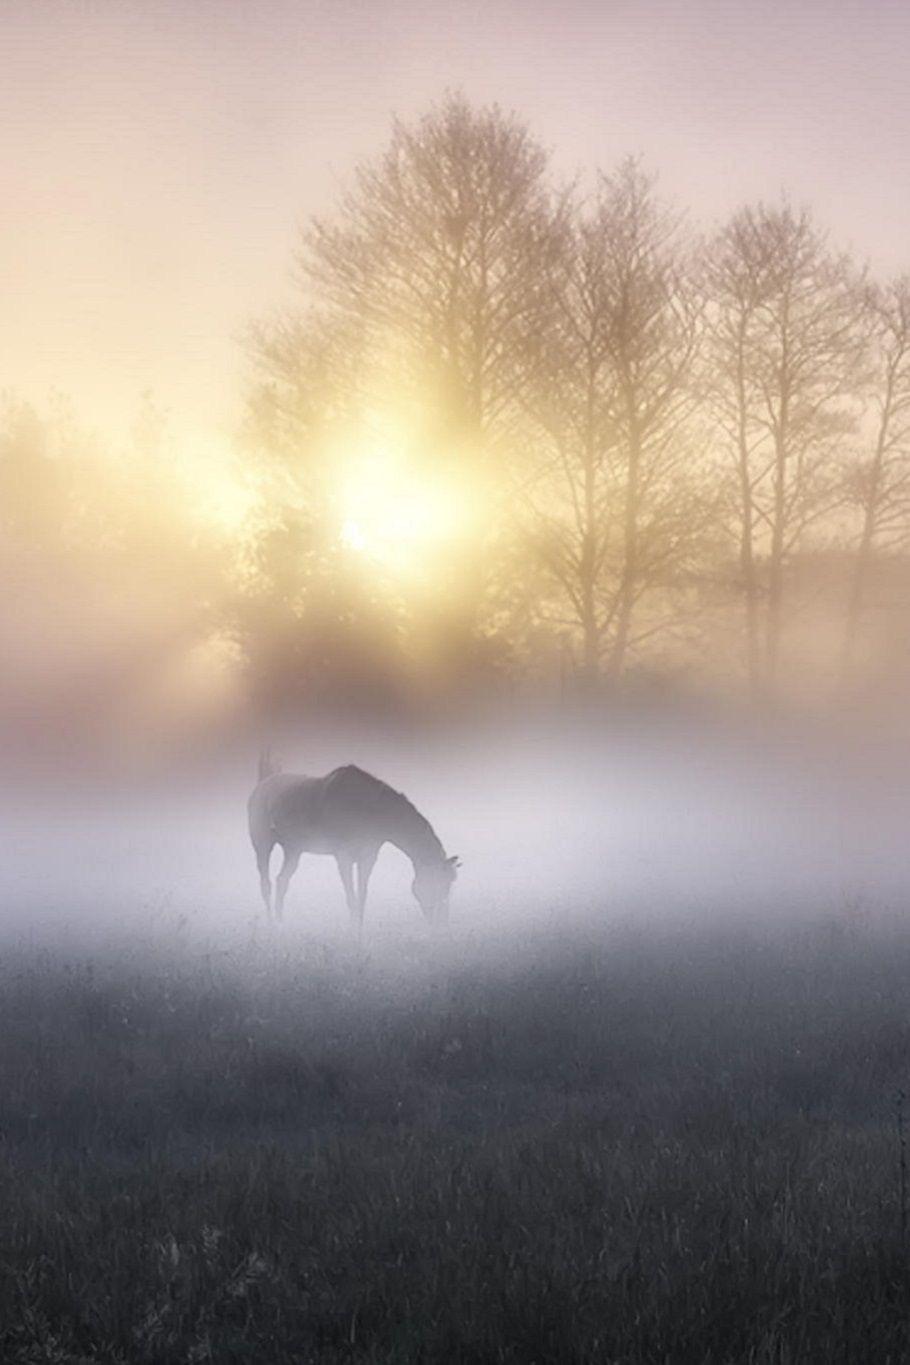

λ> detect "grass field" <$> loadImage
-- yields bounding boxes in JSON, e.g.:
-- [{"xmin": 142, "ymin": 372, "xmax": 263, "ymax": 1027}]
[{"xmin": 2, "ymin": 911, "xmax": 910, "ymax": 1363}]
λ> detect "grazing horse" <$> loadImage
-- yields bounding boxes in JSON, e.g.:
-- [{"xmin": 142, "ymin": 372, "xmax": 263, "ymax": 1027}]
[{"xmin": 247, "ymin": 752, "xmax": 460, "ymax": 927}]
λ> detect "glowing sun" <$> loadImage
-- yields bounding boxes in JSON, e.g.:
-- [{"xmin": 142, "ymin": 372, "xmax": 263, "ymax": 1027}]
[{"xmin": 336, "ymin": 448, "xmax": 468, "ymax": 577}]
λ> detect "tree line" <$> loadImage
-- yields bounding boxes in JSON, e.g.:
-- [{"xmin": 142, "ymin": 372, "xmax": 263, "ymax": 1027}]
[
  {"xmin": 244, "ymin": 93, "xmax": 910, "ymax": 711},
  {"xmin": 4, "ymin": 93, "xmax": 910, "ymax": 748}
]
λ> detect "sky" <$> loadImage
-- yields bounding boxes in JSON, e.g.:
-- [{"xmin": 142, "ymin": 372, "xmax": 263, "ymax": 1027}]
[{"xmin": 2, "ymin": 0, "xmax": 909, "ymax": 456}]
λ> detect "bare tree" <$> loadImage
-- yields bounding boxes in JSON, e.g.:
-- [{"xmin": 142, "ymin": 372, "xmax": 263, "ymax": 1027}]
[
  {"xmin": 841, "ymin": 278, "xmax": 910, "ymax": 678},
  {"xmin": 301, "ymin": 92, "xmax": 560, "ymax": 449},
  {"xmin": 244, "ymin": 94, "xmax": 565, "ymax": 690},
  {"xmin": 519, "ymin": 161, "xmax": 706, "ymax": 685},
  {"xmin": 702, "ymin": 211, "xmax": 779, "ymax": 695},
  {"xmin": 237, "ymin": 309, "xmax": 410, "ymax": 712},
  {"xmin": 245, "ymin": 311, "xmax": 361, "ymax": 452},
  {"xmin": 705, "ymin": 204, "xmax": 865, "ymax": 697}
]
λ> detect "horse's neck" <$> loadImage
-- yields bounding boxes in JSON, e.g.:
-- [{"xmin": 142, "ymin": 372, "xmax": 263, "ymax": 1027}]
[{"xmin": 385, "ymin": 799, "xmax": 442, "ymax": 869}]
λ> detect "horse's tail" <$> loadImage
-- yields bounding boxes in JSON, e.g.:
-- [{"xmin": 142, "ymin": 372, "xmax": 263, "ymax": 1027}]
[{"xmin": 257, "ymin": 747, "xmax": 282, "ymax": 784}]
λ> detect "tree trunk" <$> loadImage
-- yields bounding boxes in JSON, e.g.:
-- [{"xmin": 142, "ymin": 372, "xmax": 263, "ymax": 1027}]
[
  {"xmin": 841, "ymin": 513, "xmax": 874, "ymax": 685},
  {"xmin": 579, "ymin": 377, "xmax": 601, "ymax": 689},
  {"xmin": 764, "ymin": 440, "xmax": 786, "ymax": 696},
  {"xmin": 765, "ymin": 328, "xmax": 791, "ymax": 698},
  {"xmin": 841, "ymin": 443, "xmax": 888, "ymax": 687},
  {"xmin": 607, "ymin": 386, "xmax": 641, "ymax": 679},
  {"xmin": 734, "ymin": 318, "xmax": 762, "ymax": 700}
]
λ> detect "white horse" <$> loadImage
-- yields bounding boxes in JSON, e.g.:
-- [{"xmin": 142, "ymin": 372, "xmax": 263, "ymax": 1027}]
[{"xmin": 247, "ymin": 752, "xmax": 460, "ymax": 927}]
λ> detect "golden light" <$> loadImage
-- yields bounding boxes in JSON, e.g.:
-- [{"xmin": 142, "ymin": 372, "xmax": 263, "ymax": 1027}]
[
  {"xmin": 335, "ymin": 445, "xmax": 471, "ymax": 579},
  {"xmin": 176, "ymin": 436, "xmax": 257, "ymax": 532},
  {"xmin": 341, "ymin": 517, "xmax": 367, "ymax": 552}
]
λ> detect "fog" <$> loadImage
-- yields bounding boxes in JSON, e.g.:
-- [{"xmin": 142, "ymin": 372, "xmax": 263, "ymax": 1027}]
[{"xmin": 1, "ymin": 705, "xmax": 906, "ymax": 959}]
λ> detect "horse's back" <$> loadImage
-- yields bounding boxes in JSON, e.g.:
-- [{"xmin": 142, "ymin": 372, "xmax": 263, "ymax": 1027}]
[
  {"xmin": 324, "ymin": 764, "xmax": 398, "ymax": 800},
  {"xmin": 249, "ymin": 765, "xmax": 401, "ymax": 855},
  {"xmin": 248, "ymin": 772, "xmax": 323, "ymax": 849}
]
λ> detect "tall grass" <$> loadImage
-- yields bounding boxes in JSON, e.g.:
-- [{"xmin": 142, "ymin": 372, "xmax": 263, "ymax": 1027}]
[{"xmin": 2, "ymin": 914, "xmax": 910, "ymax": 1362}]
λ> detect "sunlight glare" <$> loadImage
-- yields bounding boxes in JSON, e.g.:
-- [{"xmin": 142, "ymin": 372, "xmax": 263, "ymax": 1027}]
[{"xmin": 336, "ymin": 444, "xmax": 469, "ymax": 578}]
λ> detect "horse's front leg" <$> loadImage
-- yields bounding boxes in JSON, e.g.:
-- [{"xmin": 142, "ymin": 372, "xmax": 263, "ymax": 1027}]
[
  {"xmin": 354, "ymin": 846, "xmax": 380, "ymax": 934},
  {"xmin": 274, "ymin": 845, "xmax": 301, "ymax": 921}
]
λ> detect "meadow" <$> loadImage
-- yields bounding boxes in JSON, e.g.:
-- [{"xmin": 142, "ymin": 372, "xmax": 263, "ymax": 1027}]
[{"xmin": 3, "ymin": 910, "xmax": 910, "ymax": 1364}]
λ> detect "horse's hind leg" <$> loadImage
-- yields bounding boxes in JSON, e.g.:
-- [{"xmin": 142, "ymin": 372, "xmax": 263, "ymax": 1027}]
[
  {"xmin": 274, "ymin": 845, "xmax": 302, "ymax": 921},
  {"xmin": 255, "ymin": 843, "xmax": 273, "ymax": 917}
]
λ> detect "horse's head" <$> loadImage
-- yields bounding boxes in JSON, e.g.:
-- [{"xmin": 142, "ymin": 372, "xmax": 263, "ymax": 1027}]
[{"xmin": 412, "ymin": 854, "xmax": 461, "ymax": 925}]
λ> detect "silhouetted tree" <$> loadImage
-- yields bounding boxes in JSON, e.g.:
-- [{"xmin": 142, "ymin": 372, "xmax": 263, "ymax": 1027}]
[
  {"xmin": 841, "ymin": 278, "xmax": 910, "ymax": 678},
  {"xmin": 244, "ymin": 94, "xmax": 563, "ymax": 697},
  {"xmin": 302, "ymin": 92, "xmax": 559, "ymax": 447},
  {"xmin": 519, "ymin": 162, "xmax": 707, "ymax": 685},
  {"xmin": 705, "ymin": 204, "xmax": 865, "ymax": 696}
]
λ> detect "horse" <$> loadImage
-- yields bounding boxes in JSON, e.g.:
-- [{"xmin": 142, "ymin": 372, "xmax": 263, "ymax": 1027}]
[{"xmin": 247, "ymin": 751, "xmax": 460, "ymax": 928}]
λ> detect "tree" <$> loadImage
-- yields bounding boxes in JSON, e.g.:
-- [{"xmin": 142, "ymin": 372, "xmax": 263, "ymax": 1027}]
[
  {"xmin": 841, "ymin": 278, "xmax": 910, "ymax": 678},
  {"xmin": 0, "ymin": 396, "xmax": 234, "ymax": 764},
  {"xmin": 244, "ymin": 94, "xmax": 563, "ymax": 696},
  {"xmin": 302, "ymin": 92, "xmax": 559, "ymax": 448},
  {"xmin": 518, "ymin": 161, "xmax": 706, "ymax": 686},
  {"xmin": 705, "ymin": 204, "xmax": 865, "ymax": 696},
  {"xmin": 702, "ymin": 210, "xmax": 778, "ymax": 694}
]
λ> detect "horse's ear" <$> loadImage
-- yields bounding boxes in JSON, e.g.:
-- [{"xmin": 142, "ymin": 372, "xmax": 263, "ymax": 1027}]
[{"xmin": 258, "ymin": 748, "xmax": 282, "ymax": 782}]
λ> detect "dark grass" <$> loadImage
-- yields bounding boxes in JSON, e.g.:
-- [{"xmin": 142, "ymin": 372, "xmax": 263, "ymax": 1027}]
[{"xmin": 3, "ymin": 914, "xmax": 910, "ymax": 1362}]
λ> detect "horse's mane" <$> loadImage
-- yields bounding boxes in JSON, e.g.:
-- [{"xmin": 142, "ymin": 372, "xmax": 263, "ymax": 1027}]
[
  {"xmin": 328, "ymin": 765, "xmax": 442, "ymax": 853},
  {"xmin": 329, "ymin": 764, "xmax": 413, "ymax": 811}
]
